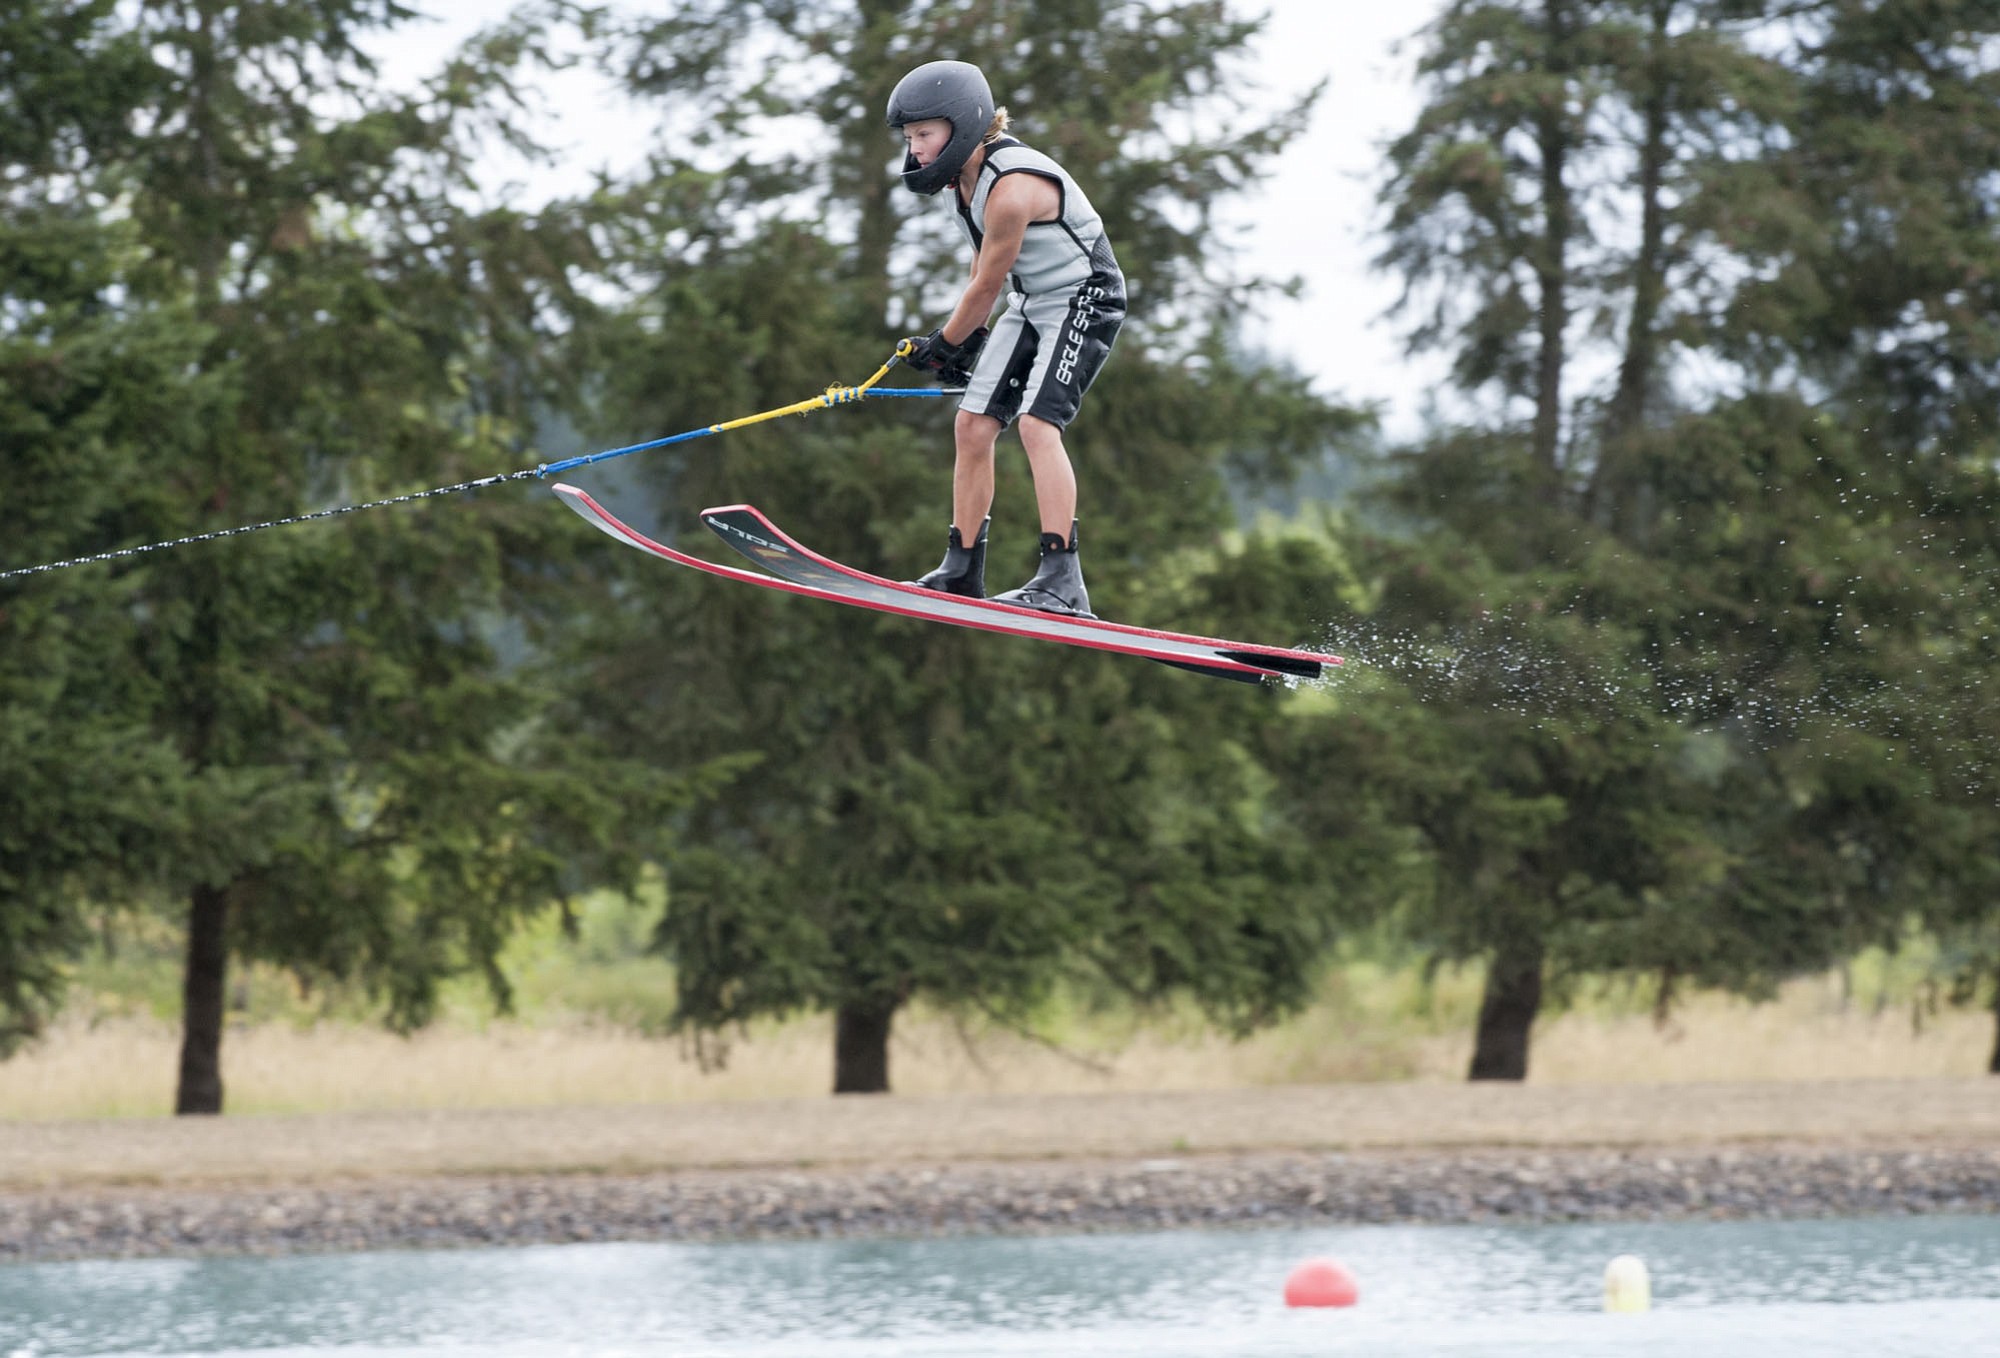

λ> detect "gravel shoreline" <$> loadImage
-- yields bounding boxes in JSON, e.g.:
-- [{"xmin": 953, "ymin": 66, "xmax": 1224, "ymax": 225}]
[{"xmin": 6, "ymin": 1143, "xmax": 1997, "ymax": 1263}]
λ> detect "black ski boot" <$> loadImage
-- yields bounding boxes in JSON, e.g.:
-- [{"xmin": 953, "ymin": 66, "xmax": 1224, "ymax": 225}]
[
  {"xmin": 908, "ymin": 517, "xmax": 988, "ymax": 598},
  {"xmin": 992, "ymin": 521, "xmax": 1094, "ymax": 617}
]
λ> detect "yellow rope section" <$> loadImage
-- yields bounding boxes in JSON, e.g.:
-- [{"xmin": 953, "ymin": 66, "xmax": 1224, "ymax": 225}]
[{"xmin": 702, "ymin": 344, "xmax": 912, "ymax": 435}]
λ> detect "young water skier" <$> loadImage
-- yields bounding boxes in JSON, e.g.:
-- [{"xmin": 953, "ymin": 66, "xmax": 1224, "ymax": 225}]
[{"xmin": 887, "ymin": 59, "xmax": 1126, "ymax": 617}]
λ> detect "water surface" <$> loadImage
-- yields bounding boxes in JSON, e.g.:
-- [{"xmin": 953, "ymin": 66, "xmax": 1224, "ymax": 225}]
[{"xmin": 4, "ymin": 1213, "xmax": 1997, "ymax": 1357}]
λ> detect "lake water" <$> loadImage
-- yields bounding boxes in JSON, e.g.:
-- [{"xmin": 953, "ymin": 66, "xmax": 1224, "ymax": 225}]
[{"xmin": 4, "ymin": 1213, "xmax": 1997, "ymax": 1357}]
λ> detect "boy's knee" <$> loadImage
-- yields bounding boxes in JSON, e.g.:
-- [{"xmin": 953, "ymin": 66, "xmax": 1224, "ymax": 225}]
[
  {"xmin": 954, "ymin": 411, "xmax": 1002, "ymax": 454},
  {"xmin": 1018, "ymin": 414, "xmax": 1064, "ymax": 451}
]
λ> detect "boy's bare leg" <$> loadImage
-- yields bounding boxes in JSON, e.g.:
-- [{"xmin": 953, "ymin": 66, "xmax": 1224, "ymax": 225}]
[
  {"xmin": 952, "ymin": 409, "xmax": 1002, "ymax": 535},
  {"xmin": 990, "ymin": 412, "xmax": 1091, "ymax": 615},
  {"xmin": 1016, "ymin": 414, "xmax": 1077, "ymax": 539}
]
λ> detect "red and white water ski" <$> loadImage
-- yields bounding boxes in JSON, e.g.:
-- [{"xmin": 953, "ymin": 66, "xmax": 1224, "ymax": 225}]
[{"xmin": 552, "ymin": 485, "xmax": 1338, "ymax": 683}]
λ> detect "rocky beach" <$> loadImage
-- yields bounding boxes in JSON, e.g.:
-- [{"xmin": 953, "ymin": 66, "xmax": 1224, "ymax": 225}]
[
  {"xmin": 7, "ymin": 1144, "xmax": 2000, "ymax": 1263},
  {"xmin": 4, "ymin": 1078, "xmax": 1995, "ymax": 1263}
]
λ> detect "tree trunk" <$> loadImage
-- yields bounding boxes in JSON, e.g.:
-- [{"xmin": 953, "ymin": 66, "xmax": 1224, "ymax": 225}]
[
  {"xmin": 1530, "ymin": 0, "xmax": 1575, "ymax": 479},
  {"xmin": 1989, "ymin": 967, "xmax": 2000, "ymax": 1075},
  {"xmin": 175, "ymin": 881, "xmax": 230, "ymax": 1115},
  {"xmin": 840, "ymin": 0, "xmax": 905, "ymax": 328},
  {"xmin": 1608, "ymin": 0, "xmax": 1670, "ymax": 445},
  {"xmin": 1468, "ymin": 932, "xmax": 1545, "ymax": 1081},
  {"xmin": 833, "ymin": 995, "xmax": 898, "ymax": 1094},
  {"xmin": 1589, "ymin": 0, "xmax": 1672, "ymax": 537}
]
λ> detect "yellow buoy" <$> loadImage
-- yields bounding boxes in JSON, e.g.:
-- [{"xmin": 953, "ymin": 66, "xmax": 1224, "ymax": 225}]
[{"xmin": 1603, "ymin": 1254, "xmax": 1652, "ymax": 1313}]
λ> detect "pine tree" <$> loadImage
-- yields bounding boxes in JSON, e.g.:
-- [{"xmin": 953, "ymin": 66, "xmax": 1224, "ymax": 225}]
[
  {"xmin": 556, "ymin": 0, "xmax": 1355, "ymax": 1092},
  {"xmin": 3, "ymin": 0, "xmax": 713, "ymax": 1112},
  {"xmin": 1358, "ymin": 0, "xmax": 1983, "ymax": 1077},
  {"xmin": 1367, "ymin": 0, "xmax": 1685, "ymax": 1078},
  {"xmin": 1729, "ymin": 0, "xmax": 2000, "ymax": 1067},
  {"xmin": 0, "ymin": 0, "xmax": 185, "ymax": 1053}
]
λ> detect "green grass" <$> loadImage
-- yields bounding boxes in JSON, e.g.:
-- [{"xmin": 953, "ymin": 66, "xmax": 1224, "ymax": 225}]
[
  {"xmin": 62, "ymin": 881, "xmax": 682, "ymax": 1034},
  {"xmin": 59, "ymin": 890, "xmax": 1974, "ymax": 1051}
]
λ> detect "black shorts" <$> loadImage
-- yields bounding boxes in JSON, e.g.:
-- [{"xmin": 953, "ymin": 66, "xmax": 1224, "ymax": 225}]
[{"xmin": 958, "ymin": 277, "xmax": 1125, "ymax": 429}]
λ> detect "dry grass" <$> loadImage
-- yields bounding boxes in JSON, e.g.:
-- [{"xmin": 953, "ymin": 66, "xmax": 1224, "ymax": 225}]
[
  {"xmin": 3, "ymin": 1076, "xmax": 1997, "ymax": 1191},
  {"xmin": 3, "ymin": 970, "xmax": 1993, "ymax": 1192},
  {"xmin": 1, "ymin": 971, "xmax": 1986, "ymax": 1122},
  {"xmin": 1527, "ymin": 992, "xmax": 1989, "ymax": 1085}
]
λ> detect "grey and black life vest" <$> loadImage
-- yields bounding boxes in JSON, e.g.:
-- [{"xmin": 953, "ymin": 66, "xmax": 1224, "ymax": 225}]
[{"xmin": 954, "ymin": 139, "xmax": 1123, "ymax": 301}]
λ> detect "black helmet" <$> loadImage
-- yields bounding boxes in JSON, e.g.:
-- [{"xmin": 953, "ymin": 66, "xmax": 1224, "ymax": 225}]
[{"xmin": 885, "ymin": 60, "xmax": 993, "ymax": 196}]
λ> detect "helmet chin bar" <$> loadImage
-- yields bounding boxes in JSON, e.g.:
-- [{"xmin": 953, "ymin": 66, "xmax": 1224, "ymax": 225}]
[
  {"xmin": 886, "ymin": 60, "xmax": 993, "ymax": 196},
  {"xmin": 900, "ymin": 143, "xmax": 964, "ymax": 196}
]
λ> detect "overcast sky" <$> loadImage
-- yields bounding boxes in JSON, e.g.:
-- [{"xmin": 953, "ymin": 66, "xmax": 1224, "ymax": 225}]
[
  {"xmin": 371, "ymin": 1, "xmax": 1450, "ymax": 437},
  {"xmin": 1239, "ymin": 0, "xmax": 1452, "ymax": 435}
]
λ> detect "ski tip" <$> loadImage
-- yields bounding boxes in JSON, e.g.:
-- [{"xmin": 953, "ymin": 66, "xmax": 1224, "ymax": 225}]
[
  {"xmin": 1214, "ymin": 649, "xmax": 1327, "ymax": 681},
  {"xmin": 549, "ymin": 482, "xmax": 605, "ymax": 521},
  {"xmin": 549, "ymin": 483, "xmax": 638, "ymax": 547}
]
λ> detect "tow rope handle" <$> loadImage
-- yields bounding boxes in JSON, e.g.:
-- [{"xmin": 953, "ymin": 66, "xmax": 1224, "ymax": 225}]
[{"xmin": 531, "ymin": 342, "xmax": 930, "ymax": 478}]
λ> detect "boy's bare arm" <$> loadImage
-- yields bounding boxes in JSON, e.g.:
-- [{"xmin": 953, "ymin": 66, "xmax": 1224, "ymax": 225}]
[{"xmin": 944, "ymin": 173, "xmax": 1061, "ymax": 343}]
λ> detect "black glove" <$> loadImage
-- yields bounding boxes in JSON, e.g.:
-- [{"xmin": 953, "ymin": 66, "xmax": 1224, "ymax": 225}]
[{"xmin": 901, "ymin": 326, "xmax": 988, "ymax": 385}]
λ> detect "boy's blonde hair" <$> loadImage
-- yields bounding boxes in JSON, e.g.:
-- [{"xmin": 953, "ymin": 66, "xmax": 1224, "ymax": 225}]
[{"xmin": 983, "ymin": 108, "xmax": 1011, "ymax": 143}]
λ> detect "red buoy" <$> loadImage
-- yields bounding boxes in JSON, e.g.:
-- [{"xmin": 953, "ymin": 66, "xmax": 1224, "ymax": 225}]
[{"xmin": 1283, "ymin": 1257, "xmax": 1360, "ymax": 1308}]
